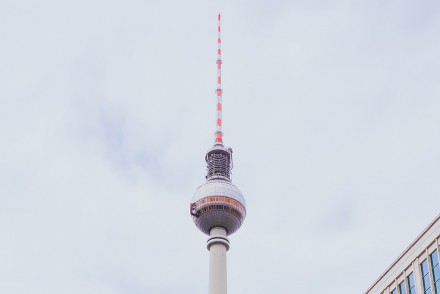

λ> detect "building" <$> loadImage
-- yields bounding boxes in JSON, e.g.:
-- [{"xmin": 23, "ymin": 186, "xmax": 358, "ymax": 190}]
[
  {"xmin": 189, "ymin": 14, "xmax": 246, "ymax": 294},
  {"xmin": 365, "ymin": 214, "xmax": 440, "ymax": 294}
]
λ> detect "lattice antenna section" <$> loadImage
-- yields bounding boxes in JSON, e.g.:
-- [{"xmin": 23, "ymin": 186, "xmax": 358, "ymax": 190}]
[
  {"xmin": 206, "ymin": 148, "xmax": 231, "ymax": 180},
  {"xmin": 214, "ymin": 13, "xmax": 223, "ymax": 145}
]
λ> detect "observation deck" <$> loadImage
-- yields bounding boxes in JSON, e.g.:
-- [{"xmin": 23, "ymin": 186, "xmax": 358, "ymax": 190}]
[{"xmin": 190, "ymin": 145, "xmax": 246, "ymax": 236}]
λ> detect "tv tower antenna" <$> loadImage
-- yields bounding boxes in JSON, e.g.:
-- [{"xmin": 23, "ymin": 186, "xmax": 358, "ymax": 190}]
[
  {"xmin": 190, "ymin": 14, "xmax": 247, "ymax": 294},
  {"xmin": 215, "ymin": 13, "xmax": 223, "ymax": 145}
]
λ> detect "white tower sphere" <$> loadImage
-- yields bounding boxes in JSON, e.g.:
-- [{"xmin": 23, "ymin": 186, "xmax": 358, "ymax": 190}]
[{"xmin": 191, "ymin": 179, "xmax": 246, "ymax": 236}]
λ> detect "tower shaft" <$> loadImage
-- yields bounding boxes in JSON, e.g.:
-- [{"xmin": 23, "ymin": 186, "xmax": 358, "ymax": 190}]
[{"xmin": 207, "ymin": 227, "xmax": 229, "ymax": 294}]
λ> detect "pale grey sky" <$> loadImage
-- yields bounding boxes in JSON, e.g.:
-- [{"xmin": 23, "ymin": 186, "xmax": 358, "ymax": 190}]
[{"xmin": 0, "ymin": 1, "xmax": 439, "ymax": 293}]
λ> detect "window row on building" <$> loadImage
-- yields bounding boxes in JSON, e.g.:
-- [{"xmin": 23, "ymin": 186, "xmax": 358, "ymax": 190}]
[
  {"xmin": 366, "ymin": 215, "xmax": 440, "ymax": 294},
  {"xmin": 383, "ymin": 240, "xmax": 440, "ymax": 294}
]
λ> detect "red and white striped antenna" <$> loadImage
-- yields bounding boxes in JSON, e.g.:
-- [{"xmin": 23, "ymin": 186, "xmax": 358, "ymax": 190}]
[{"xmin": 214, "ymin": 13, "xmax": 224, "ymax": 145}]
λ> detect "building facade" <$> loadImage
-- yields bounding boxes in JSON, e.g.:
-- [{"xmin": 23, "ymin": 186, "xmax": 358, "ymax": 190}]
[{"xmin": 366, "ymin": 214, "xmax": 440, "ymax": 294}]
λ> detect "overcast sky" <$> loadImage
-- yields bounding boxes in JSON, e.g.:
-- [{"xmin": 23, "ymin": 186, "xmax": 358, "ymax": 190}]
[{"xmin": 1, "ymin": 0, "xmax": 439, "ymax": 293}]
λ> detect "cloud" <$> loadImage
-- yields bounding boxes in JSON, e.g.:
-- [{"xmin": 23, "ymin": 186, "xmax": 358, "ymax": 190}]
[{"xmin": 0, "ymin": 1, "xmax": 439, "ymax": 293}]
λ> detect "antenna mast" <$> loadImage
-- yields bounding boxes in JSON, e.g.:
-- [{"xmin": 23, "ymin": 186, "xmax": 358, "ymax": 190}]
[{"xmin": 215, "ymin": 13, "xmax": 223, "ymax": 145}]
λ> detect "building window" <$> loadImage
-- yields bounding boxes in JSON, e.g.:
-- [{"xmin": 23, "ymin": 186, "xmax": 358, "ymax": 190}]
[
  {"xmin": 407, "ymin": 272, "xmax": 416, "ymax": 294},
  {"xmin": 430, "ymin": 250, "xmax": 440, "ymax": 294},
  {"xmin": 399, "ymin": 280, "xmax": 408, "ymax": 294},
  {"xmin": 391, "ymin": 288, "xmax": 397, "ymax": 294},
  {"xmin": 421, "ymin": 259, "xmax": 433, "ymax": 294}
]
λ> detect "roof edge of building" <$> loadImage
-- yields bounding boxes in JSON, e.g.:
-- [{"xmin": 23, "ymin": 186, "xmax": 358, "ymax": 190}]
[{"xmin": 364, "ymin": 213, "xmax": 440, "ymax": 294}]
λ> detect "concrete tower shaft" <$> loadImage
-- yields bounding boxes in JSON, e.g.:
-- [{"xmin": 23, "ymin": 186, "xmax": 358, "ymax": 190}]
[{"xmin": 208, "ymin": 227, "xmax": 229, "ymax": 294}]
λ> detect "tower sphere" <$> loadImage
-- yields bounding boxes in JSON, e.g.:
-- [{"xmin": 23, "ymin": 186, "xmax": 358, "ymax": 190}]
[{"xmin": 191, "ymin": 178, "xmax": 246, "ymax": 236}]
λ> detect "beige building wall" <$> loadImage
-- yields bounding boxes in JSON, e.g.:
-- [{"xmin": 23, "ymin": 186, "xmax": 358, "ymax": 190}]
[{"xmin": 365, "ymin": 214, "xmax": 440, "ymax": 294}]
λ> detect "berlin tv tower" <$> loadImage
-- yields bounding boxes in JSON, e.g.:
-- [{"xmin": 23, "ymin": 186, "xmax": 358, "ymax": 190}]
[{"xmin": 190, "ymin": 14, "xmax": 247, "ymax": 294}]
